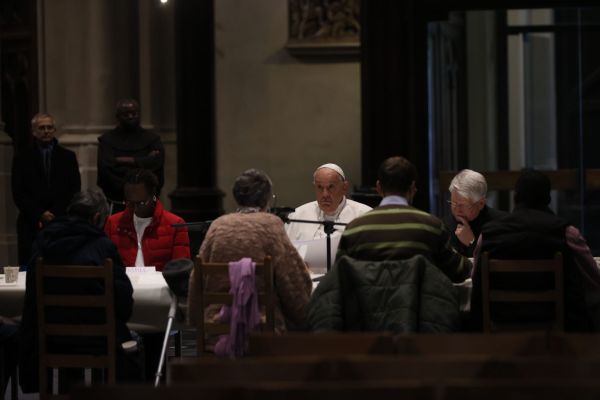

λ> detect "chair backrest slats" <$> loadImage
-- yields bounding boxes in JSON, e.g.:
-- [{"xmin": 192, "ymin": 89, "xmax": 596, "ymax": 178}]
[
  {"xmin": 35, "ymin": 257, "xmax": 117, "ymax": 399},
  {"xmin": 481, "ymin": 252, "xmax": 564, "ymax": 333},
  {"xmin": 192, "ymin": 256, "xmax": 275, "ymax": 356}
]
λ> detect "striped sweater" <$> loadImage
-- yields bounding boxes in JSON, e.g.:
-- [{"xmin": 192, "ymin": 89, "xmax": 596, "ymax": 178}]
[{"xmin": 336, "ymin": 205, "xmax": 471, "ymax": 283}]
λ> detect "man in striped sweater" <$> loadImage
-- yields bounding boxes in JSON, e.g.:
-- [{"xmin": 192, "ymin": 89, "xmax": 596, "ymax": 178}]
[{"xmin": 336, "ymin": 156, "xmax": 471, "ymax": 283}]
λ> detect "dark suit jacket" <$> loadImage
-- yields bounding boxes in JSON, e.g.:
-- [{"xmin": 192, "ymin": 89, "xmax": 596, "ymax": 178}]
[
  {"xmin": 11, "ymin": 140, "xmax": 81, "ymax": 223},
  {"xmin": 443, "ymin": 205, "xmax": 507, "ymax": 257}
]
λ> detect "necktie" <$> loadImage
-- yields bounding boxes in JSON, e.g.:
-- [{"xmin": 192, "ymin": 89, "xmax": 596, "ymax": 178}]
[{"xmin": 43, "ymin": 148, "xmax": 51, "ymax": 181}]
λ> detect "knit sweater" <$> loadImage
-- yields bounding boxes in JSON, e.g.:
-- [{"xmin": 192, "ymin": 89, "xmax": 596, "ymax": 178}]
[
  {"xmin": 337, "ymin": 205, "xmax": 471, "ymax": 283},
  {"xmin": 188, "ymin": 212, "xmax": 312, "ymax": 333}
]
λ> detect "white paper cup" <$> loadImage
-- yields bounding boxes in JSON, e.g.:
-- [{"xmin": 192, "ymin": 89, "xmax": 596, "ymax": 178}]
[{"xmin": 4, "ymin": 266, "xmax": 19, "ymax": 284}]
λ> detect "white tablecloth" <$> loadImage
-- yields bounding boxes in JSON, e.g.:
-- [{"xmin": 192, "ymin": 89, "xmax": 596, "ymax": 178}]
[{"xmin": 0, "ymin": 271, "xmax": 173, "ymax": 332}]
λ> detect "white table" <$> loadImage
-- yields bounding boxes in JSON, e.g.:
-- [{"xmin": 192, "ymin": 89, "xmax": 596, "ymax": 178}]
[{"xmin": 0, "ymin": 271, "xmax": 173, "ymax": 332}]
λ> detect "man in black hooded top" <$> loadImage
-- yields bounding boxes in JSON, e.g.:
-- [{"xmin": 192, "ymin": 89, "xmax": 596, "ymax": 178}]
[
  {"xmin": 97, "ymin": 99, "xmax": 164, "ymax": 212},
  {"xmin": 470, "ymin": 169, "xmax": 600, "ymax": 331},
  {"xmin": 19, "ymin": 189, "xmax": 138, "ymax": 393}
]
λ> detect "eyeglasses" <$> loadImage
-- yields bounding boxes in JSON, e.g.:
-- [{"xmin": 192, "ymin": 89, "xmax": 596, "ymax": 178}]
[
  {"xmin": 37, "ymin": 124, "xmax": 55, "ymax": 131},
  {"xmin": 127, "ymin": 196, "xmax": 156, "ymax": 208},
  {"xmin": 447, "ymin": 200, "xmax": 475, "ymax": 210}
]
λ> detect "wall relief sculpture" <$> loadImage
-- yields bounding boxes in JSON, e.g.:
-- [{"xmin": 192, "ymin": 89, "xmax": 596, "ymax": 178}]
[{"xmin": 287, "ymin": 0, "xmax": 360, "ymax": 56}]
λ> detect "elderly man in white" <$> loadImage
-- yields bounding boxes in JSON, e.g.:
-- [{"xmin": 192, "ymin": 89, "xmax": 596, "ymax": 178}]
[{"xmin": 285, "ymin": 163, "xmax": 372, "ymax": 241}]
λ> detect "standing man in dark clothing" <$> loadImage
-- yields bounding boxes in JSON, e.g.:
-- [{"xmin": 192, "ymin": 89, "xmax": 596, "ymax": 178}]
[
  {"xmin": 19, "ymin": 189, "xmax": 138, "ymax": 393},
  {"xmin": 97, "ymin": 99, "xmax": 164, "ymax": 213},
  {"xmin": 443, "ymin": 169, "xmax": 506, "ymax": 257},
  {"xmin": 11, "ymin": 113, "xmax": 81, "ymax": 265}
]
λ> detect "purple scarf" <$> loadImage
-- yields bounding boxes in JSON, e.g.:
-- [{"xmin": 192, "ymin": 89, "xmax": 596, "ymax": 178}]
[{"xmin": 214, "ymin": 258, "xmax": 260, "ymax": 358}]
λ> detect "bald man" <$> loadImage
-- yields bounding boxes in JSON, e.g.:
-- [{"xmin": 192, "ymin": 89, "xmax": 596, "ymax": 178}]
[{"xmin": 285, "ymin": 163, "xmax": 372, "ymax": 241}]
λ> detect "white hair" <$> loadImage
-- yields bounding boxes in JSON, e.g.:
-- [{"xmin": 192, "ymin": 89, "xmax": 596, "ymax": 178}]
[
  {"xmin": 31, "ymin": 113, "xmax": 55, "ymax": 129},
  {"xmin": 313, "ymin": 163, "xmax": 346, "ymax": 182},
  {"xmin": 448, "ymin": 169, "xmax": 487, "ymax": 201}
]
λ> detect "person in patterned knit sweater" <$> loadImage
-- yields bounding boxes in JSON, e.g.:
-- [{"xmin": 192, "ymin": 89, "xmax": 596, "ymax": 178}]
[{"xmin": 188, "ymin": 169, "xmax": 312, "ymax": 333}]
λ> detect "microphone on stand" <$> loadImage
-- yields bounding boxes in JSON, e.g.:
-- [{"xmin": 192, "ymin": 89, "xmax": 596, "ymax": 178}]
[
  {"xmin": 171, "ymin": 220, "xmax": 214, "ymax": 231},
  {"xmin": 284, "ymin": 216, "xmax": 347, "ymax": 272},
  {"xmin": 269, "ymin": 207, "xmax": 295, "ymax": 223}
]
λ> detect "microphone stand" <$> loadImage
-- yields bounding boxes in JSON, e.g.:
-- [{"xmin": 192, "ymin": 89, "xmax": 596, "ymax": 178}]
[
  {"xmin": 171, "ymin": 220, "xmax": 213, "ymax": 231},
  {"xmin": 285, "ymin": 218, "xmax": 347, "ymax": 272}
]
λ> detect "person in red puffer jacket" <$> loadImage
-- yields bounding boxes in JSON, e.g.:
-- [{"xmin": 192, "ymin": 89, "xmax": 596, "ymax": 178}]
[{"xmin": 104, "ymin": 168, "xmax": 190, "ymax": 271}]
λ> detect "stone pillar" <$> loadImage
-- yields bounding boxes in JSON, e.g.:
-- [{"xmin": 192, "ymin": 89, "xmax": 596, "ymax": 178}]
[
  {"xmin": 0, "ymin": 136, "xmax": 18, "ymax": 265},
  {"xmin": 170, "ymin": 0, "xmax": 224, "ymax": 223},
  {"xmin": 40, "ymin": 0, "xmax": 139, "ymax": 189},
  {"xmin": 0, "ymin": 0, "xmax": 38, "ymax": 264}
]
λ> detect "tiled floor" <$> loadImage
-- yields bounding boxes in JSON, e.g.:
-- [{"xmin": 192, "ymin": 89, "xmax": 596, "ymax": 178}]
[{"xmin": 4, "ymin": 329, "xmax": 196, "ymax": 400}]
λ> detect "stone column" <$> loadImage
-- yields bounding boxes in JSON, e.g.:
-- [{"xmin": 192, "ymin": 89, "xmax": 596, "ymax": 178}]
[
  {"xmin": 170, "ymin": 0, "xmax": 224, "ymax": 223},
  {"xmin": 0, "ymin": 133, "xmax": 18, "ymax": 264},
  {"xmin": 40, "ymin": 0, "xmax": 139, "ymax": 189}
]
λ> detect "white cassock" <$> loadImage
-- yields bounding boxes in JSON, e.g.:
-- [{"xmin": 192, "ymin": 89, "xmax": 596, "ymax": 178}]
[{"xmin": 285, "ymin": 197, "xmax": 372, "ymax": 241}]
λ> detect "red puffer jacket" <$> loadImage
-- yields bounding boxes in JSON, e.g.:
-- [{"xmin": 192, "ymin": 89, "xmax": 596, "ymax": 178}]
[{"xmin": 104, "ymin": 200, "xmax": 190, "ymax": 271}]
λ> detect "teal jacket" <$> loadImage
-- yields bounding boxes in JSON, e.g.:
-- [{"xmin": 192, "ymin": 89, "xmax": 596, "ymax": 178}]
[{"xmin": 307, "ymin": 255, "xmax": 461, "ymax": 332}]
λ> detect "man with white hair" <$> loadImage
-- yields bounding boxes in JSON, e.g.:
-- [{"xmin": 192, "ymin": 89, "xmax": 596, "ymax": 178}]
[
  {"xmin": 443, "ymin": 169, "xmax": 506, "ymax": 257},
  {"xmin": 285, "ymin": 163, "xmax": 372, "ymax": 241}
]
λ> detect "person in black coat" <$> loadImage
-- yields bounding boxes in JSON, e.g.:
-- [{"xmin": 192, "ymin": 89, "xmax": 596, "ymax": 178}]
[
  {"xmin": 470, "ymin": 170, "xmax": 600, "ymax": 331},
  {"xmin": 0, "ymin": 316, "xmax": 18, "ymax": 398},
  {"xmin": 19, "ymin": 189, "xmax": 139, "ymax": 393},
  {"xmin": 11, "ymin": 113, "xmax": 81, "ymax": 265},
  {"xmin": 442, "ymin": 169, "xmax": 506, "ymax": 257},
  {"xmin": 97, "ymin": 99, "xmax": 164, "ymax": 212}
]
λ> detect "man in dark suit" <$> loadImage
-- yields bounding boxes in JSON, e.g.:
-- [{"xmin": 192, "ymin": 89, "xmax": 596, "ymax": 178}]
[{"xmin": 11, "ymin": 113, "xmax": 81, "ymax": 265}]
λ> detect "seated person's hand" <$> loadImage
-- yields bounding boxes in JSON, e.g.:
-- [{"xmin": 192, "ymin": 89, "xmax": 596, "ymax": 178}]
[
  {"xmin": 455, "ymin": 216, "xmax": 475, "ymax": 246},
  {"xmin": 40, "ymin": 210, "xmax": 55, "ymax": 223}
]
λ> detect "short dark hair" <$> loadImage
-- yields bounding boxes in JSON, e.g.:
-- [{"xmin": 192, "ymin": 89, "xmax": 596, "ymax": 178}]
[
  {"xmin": 125, "ymin": 168, "xmax": 158, "ymax": 195},
  {"xmin": 116, "ymin": 98, "xmax": 139, "ymax": 112},
  {"xmin": 67, "ymin": 188, "xmax": 109, "ymax": 226},
  {"xmin": 232, "ymin": 169, "xmax": 273, "ymax": 209},
  {"xmin": 514, "ymin": 169, "xmax": 551, "ymax": 209},
  {"xmin": 377, "ymin": 156, "xmax": 417, "ymax": 195}
]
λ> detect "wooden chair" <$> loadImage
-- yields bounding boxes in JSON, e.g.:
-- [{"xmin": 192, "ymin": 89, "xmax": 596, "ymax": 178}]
[
  {"xmin": 169, "ymin": 354, "xmax": 600, "ymax": 384},
  {"xmin": 480, "ymin": 252, "xmax": 564, "ymax": 333},
  {"xmin": 444, "ymin": 379, "xmax": 600, "ymax": 400},
  {"xmin": 72, "ymin": 381, "xmax": 435, "ymax": 400},
  {"xmin": 36, "ymin": 258, "xmax": 117, "ymax": 400},
  {"xmin": 248, "ymin": 333, "xmax": 397, "ymax": 357},
  {"xmin": 191, "ymin": 256, "xmax": 275, "ymax": 356}
]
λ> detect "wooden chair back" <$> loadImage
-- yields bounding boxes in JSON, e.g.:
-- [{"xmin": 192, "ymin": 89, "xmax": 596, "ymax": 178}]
[
  {"xmin": 438, "ymin": 169, "xmax": 600, "ymax": 194},
  {"xmin": 192, "ymin": 256, "xmax": 275, "ymax": 356},
  {"xmin": 36, "ymin": 258, "xmax": 116, "ymax": 400},
  {"xmin": 249, "ymin": 333, "xmax": 397, "ymax": 357},
  {"xmin": 72, "ymin": 381, "xmax": 434, "ymax": 400},
  {"xmin": 169, "ymin": 355, "xmax": 600, "ymax": 384},
  {"xmin": 250, "ymin": 333, "xmax": 600, "ymax": 358},
  {"xmin": 480, "ymin": 252, "xmax": 564, "ymax": 332}
]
